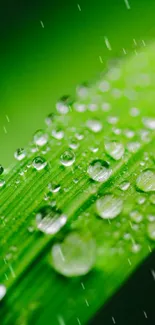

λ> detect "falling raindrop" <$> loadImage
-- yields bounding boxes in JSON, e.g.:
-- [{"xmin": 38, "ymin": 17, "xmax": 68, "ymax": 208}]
[
  {"xmin": 14, "ymin": 148, "xmax": 26, "ymax": 161},
  {"xmin": 0, "ymin": 284, "xmax": 6, "ymax": 301},
  {"xmin": 96, "ymin": 194, "xmax": 123, "ymax": 219},
  {"xmin": 33, "ymin": 129, "xmax": 48, "ymax": 147},
  {"xmin": 36, "ymin": 206, "xmax": 67, "ymax": 235},
  {"xmin": 105, "ymin": 140, "xmax": 124, "ymax": 160},
  {"xmin": 147, "ymin": 222, "xmax": 155, "ymax": 241},
  {"xmin": 60, "ymin": 149, "xmax": 75, "ymax": 167},
  {"xmin": 86, "ymin": 119, "xmax": 102, "ymax": 133},
  {"xmin": 32, "ymin": 156, "xmax": 47, "ymax": 171},
  {"xmin": 51, "ymin": 233, "xmax": 96, "ymax": 277},
  {"xmin": 87, "ymin": 159, "xmax": 112, "ymax": 182},
  {"xmin": 136, "ymin": 169, "xmax": 155, "ymax": 192}
]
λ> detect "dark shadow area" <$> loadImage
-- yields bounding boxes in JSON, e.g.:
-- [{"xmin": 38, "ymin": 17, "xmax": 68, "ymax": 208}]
[{"xmin": 89, "ymin": 251, "xmax": 155, "ymax": 325}]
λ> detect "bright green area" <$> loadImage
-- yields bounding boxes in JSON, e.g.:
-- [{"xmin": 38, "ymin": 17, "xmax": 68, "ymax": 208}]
[
  {"xmin": 0, "ymin": 43, "xmax": 155, "ymax": 324},
  {"xmin": 1, "ymin": 0, "xmax": 155, "ymax": 165}
]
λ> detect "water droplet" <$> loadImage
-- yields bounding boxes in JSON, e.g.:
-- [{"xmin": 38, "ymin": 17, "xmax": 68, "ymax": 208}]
[
  {"xmin": 0, "ymin": 165, "xmax": 4, "ymax": 175},
  {"xmin": 36, "ymin": 206, "xmax": 67, "ymax": 235},
  {"xmin": 124, "ymin": 129, "xmax": 135, "ymax": 139},
  {"xmin": 0, "ymin": 284, "xmax": 6, "ymax": 300},
  {"xmin": 56, "ymin": 96, "xmax": 71, "ymax": 114},
  {"xmin": 101, "ymin": 102, "xmax": 111, "ymax": 112},
  {"xmin": 48, "ymin": 183, "xmax": 61, "ymax": 193},
  {"xmin": 147, "ymin": 222, "xmax": 155, "ymax": 241},
  {"xmin": 129, "ymin": 107, "xmax": 140, "ymax": 117},
  {"xmin": 0, "ymin": 179, "xmax": 5, "ymax": 188},
  {"xmin": 150, "ymin": 194, "xmax": 155, "ymax": 204},
  {"xmin": 52, "ymin": 128, "xmax": 64, "ymax": 140},
  {"xmin": 73, "ymin": 102, "xmax": 86, "ymax": 112},
  {"xmin": 87, "ymin": 159, "xmax": 112, "ymax": 182},
  {"xmin": 142, "ymin": 117, "xmax": 155, "ymax": 130},
  {"xmin": 99, "ymin": 80, "xmax": 110, "ymax": 92},
  {"xmin": 69, "ymin": 138, "xmax": 79, "ymax": 150},
  {"xmin": 76, "ymin": 83, "xmax": 89, "ymax": 99},
  {"xmin": 105, "ymin": 140, "xmax": 124, "ymax": 160},
  {"xmin": 51, "ymin": 233, "xmax": 96, "ymax": 277},
  {"xmin": 130, "ymin": 210, "xmax": 143, "ymax": 223},
  {"xmin": 33, "ymin": 129, "xmax": 48, "ymax": 146},
  {"xmin": 32, "ymin": 156, "xmax": 47, "ymax": 171},
  {"xmin": 60, "ymin": 149, "xmax": 75, "ymax": 167},
  {"xmin": 131, "ymin": 243, "xmax": 141, "ymax": 253},
  {"xmin": 136, "ymin": 169, "xmax": 155, "ymax": 192},
  {"xmin": 96, "ymin": 194, "xmax": 123, "ymax": 219},
  {"xmin": 45, "ymin": 113, "xmax": 55, "ymax": 126},
  {"xmin": 14, "ymin": 148, "xmax": 26, "ymax": 161},
  {"xmin": 107, "ymin": 116, "xmax": 119, "ymax": 125},
  {"xmin": 86, "ymin": 119, "xmax": 102, "ymax": 133},
  {"xmin": 136, "ymin": 195, "xmax": 146, "ymax": 205},
  {"xmin": 127, "ymin": 141, "xmax": 141, "ymax": 153},
  {"xmin": 119, "ymin": 181, "xmax": 130, "ymax": 191}
]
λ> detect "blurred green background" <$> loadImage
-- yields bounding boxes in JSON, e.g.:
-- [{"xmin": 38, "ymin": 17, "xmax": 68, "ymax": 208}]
[{"xmin": 1, "ymin": 0, "xmax": 155, "ymax": 167}]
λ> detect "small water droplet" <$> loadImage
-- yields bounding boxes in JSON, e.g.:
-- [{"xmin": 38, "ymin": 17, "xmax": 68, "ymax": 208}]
[
  {"xmin": 69, "ymin": 138, "xmax": 79, "ymax": 150},
  {"xmin": 129, "ymin": 107, "xmax": 140, "ymax": 117},
  {"xmin": 14, "ymin": 148, "xmax": 26, "ymax": 161},
  {"xmin": 0, "ymin": 179, "xmax": 6, "ymax": 188},
  {"xmin": 36, "ymin": 206, "xmax": 67, "ymax": 235},
  {"xmin": 127, "ymin": 141, "xmax": 141, "ymax": 153},
  {"xmin": 45, "ymin": 113, "xmax": 55, "ymax": 126},
  {"xmin": 86, "ymin": 119, "xmax": 102, "ymax": 133},
  {"xmin": 130, "ymin": 210, "xmax": 143, "ymax": 223},
  {"xmin": 150, "ymin": 194, "xmax": 155, "ymax": 205},
  {"xmin": 147, "ymin": 222, "xmax": 155, "ymax": 241},
  {"xmin": 33, "ymin": 129, "xmax": 48, "ymax": 146},
  {"xmin": 51, "ymin": 233, "xmax": 96, "ymax": 277},
  {"xmin": 101, "ymin": 102, "xmax": 111, "ymax": 112},
  {"xmin": 52, "ymin": 128, "xmax": 64, "ymax": 140},
  {"xmin": 96, "ymin": 194, "xmax": 123, "ymax": 219},
  {"xmin": 56, "ymin": 96, "xmax": 71, "ymax": 114},
  {"xmin": 131, "ymin": 243, "xmax": 141, "ymax": 253},
  {"xmin": 60, "ymin": 149, "xmax": 75, "ymax": 167},
  {"xmin": 0, "ymin": 284, "xmax": 6, "ymax": 300},
  {"xmin": 124, "ymin": 129, "xmax": 135, "ymax": 139},
  {"xmin": 136, "ymin": 169, "xmax": 155, "ymax": 192},
  {"xmin": 87, "ymin": 159, "xmax": 112, "ymax": 182},
  {"xmin": 0, "ymin": 165, "xmax": 4, "ymax": 175},
  {"xmin": 119, "ymin": 181, "xmax": 130, "ymax": 191},
  {"xmin": 105, "ymin": 140, "xmax": 124, "ymax": 160},
  {"xmin": 136, "ymin": 195, "xmax": 146, "ymax": 205},
  {"xmin": 48, "ymin": 183, "xmax": 61, "ymax": 193},
  {"xmin": 142, "ymin": 117, "xmax": 155, "ymax": 130},
  {"xmin": 107, "ymin": 116, "xmax": 118, "ymax": 125},
  {"xmin": 32, "ymin": 156, "xmax": 47, "ymax": 171},
  {"xmin": 76, "ymin": 83, "xmax": 89, "ymax": 99}
]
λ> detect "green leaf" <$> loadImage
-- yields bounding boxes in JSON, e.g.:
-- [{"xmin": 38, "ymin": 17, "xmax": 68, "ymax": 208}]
[{"xmin": 0, "ymin": 44, "xmax": 155, "ymax": 325}]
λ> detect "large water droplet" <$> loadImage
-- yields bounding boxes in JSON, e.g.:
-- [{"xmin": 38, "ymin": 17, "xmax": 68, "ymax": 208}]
[
  {"xmin": 105, "ymin": 140, "xmax": 124, "ymax": 160},
  {"xmin": 32, "ymin": 156, "xmax": 47, "ymax": 171},
  {"xmin": 86, "ymin": 119, "xmax": 102, "ymax": 133},
  {"xmin": 33, "ymin": 129, "xmax": 48, "ymax": 146},
  {"xmin": 87, "ymin": 159, "xmax": 112, "ymax": 182},
  {"xmin": 60, "ymin": 149, "xmax": 75, "ymax": 167},
  {"xmin": 36, "ymin": 206, "xmax": 67, "ymax": 235},
  {"xmin": 142, "ymin": 117, "xmax": 155, "ymax": 130},
  {"xmin": 0, "ymin": 284, "xmax": 6, "ymax": 301},
  {"xmin": 51, "ymin": 233, "xmax": 96, "ymax": 277},
  {"xmin": 96, "ymin": 194, "xmax": 123, "ymax": 219},
  {"xmin": 147, "ymin": 222, "xmax": 155, "ymax": 241},
  {"xmin": 14, "ymin": 148, "xmax": 26, "ymax": 161},
  {"xmin": 136, "ymin": 169, "xmax": 155, "ymax": 192}
]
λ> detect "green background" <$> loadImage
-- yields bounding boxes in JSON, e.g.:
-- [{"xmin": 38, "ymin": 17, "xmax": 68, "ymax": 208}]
[{"xmin": 1, "ymin": 0, "xmax": 155, "ymax": 166}]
